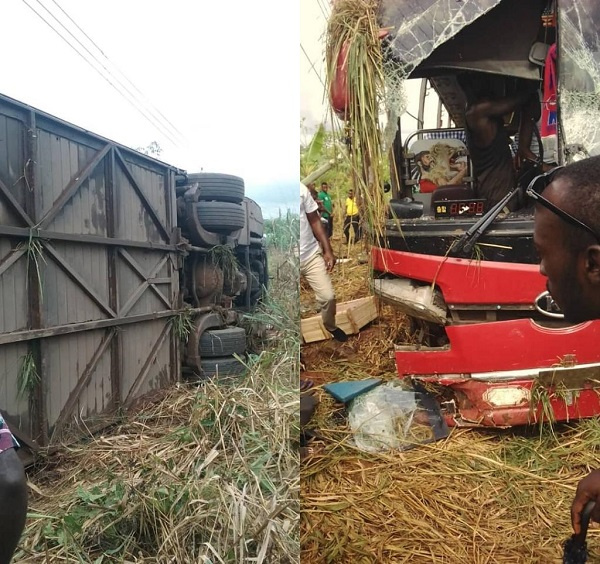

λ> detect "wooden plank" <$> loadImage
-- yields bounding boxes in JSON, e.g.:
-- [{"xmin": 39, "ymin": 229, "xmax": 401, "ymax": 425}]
[{"xmin": 301, "ymin": 296, "xmax": 378, "ymax": 343}]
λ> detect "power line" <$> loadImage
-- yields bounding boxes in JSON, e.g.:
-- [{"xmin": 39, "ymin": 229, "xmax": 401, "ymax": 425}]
[
  {"xmin": 301, "ymin": 43, "xmax": 325, "ymax": 87},
  {"xmin": 47, "ymin": 0, "xmax": 187, "ymax": 144},
  {"xmin": 32, "ymin": 0, "xmax": 182, "ymax": 146},
  {"xmin": 21, "ymin": 0, "xmax": 182, "ymax": 147},
  {"xmin": 316, "ymin": 0, "xmax": 330, "ymax": 21}
]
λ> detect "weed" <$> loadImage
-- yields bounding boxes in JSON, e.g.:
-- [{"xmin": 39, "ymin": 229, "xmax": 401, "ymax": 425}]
[
  {"xmin": 170, "ymin": 308, "xmax": 195, "ymax": 342},
  {"xmin": 17, "ymin": 351, "xmax": 39, "ymax": 402}
]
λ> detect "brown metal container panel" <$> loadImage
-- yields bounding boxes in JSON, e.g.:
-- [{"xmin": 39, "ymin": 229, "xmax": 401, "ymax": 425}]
[
  {"xmin": 126, "ymin": 160, "xmax": 168, "ymax": 229},
  {"xmin": 0, "ymin": 242, "xmax": 28, "ymax": 334},
  {"xmin": 41, "ymin": 243, "xmax": 109, "ymax": 327},
  {"xmin": 43, "ymin": 329, "xmax": 112, "ymax": 432},
  {"xmin": 113, "ymin": 162, "xmax": 171, "ymax": 245},
  {"xmin": 116, "ymin": 248, "xmax": 173, "ymax": 317},
  {"xmin": 120, "ymin": 319, "xmax": 175, "ymax": 404},
  {"xmin": 0, "ymin": 93, "xmax": 181, "ymax": 447},
  {"xmin": 0, "ymin": 342, "xmax": 30, "ymax": 424},
  {"xmin": 36, "ymin": 130, "xmax": 108, "ymax": 234}
]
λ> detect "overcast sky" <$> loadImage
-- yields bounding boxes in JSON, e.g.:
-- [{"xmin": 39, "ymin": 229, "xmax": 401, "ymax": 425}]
[{"xmin": 0, "ymin": 0, "xmax": 298, "ymax": 218}]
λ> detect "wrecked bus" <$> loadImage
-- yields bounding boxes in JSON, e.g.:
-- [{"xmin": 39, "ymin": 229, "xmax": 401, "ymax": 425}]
[{"xmin": 328, "ymin": 0, "xmax": 600, "ymax": 427}]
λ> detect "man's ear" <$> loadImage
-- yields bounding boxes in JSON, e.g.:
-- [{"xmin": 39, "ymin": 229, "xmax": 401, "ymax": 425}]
[{"xmin": 584, "ymin": 245, "xmax": 600, "ymax": 284}]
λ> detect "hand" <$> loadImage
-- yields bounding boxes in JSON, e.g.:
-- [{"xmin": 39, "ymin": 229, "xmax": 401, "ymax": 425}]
[
  {"xmin": 571, "ymin": 470, "xmax": 600, "ymax": 534},
  {"xmin": 323, "ymin": 250, "xmax": 336, "ymax": 273},
  {"xmin": 515, "ymin": 147, "xmax": 538, "ymax": 170}
]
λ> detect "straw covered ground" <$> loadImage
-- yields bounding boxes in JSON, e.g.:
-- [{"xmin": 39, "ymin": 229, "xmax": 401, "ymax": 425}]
[
  {"xmin": 15, "ymin": 238, "xmax": 300, "ymax": 563},
  {"xmin": 300, "ymin": 232, "xmax": 600, "ymax": 563}
]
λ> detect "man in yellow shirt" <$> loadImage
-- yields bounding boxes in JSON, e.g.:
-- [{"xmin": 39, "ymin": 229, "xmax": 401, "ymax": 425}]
[{"xmin": 344, "ymin": 189, "xmax": 360, "ymax": 244}]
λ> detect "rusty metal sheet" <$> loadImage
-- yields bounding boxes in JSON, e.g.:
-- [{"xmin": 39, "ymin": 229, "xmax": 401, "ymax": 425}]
[{"xmin": 0, "ymin": 93, "xmax": 181, "ymax": 447}]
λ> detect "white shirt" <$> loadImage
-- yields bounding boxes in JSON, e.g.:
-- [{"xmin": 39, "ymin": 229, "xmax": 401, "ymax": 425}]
[{"xmin": 300, "ymin": 182, "xmax": 320, "ymax": 263}]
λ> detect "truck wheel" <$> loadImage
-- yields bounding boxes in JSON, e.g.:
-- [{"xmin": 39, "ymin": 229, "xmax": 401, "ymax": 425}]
[
  {"xmin": 200, "ymin": 356, "xmax": 247, "ymax": 378},
  {"xmin": 199, "ymin": 327, "xmax": 246, "ymax": 357},
  {"xmin": 187, "ymin": 173, "xmax": 245, "ymax": 204},
  {"xmin": 197, "ymin": 201, "xmax": 246, "ymax": 233}
]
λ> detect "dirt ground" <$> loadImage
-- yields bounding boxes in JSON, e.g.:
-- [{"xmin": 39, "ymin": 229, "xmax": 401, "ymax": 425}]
[{"xmin": 300, "ymin": 232, "xmax": 600, "ymax": 564}]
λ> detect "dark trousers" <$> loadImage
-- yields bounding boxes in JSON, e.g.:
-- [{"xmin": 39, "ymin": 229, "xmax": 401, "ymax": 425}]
[
  {"xmin": 324, "ymin": 215, "xmax": 333, "ymax": 237},
  {"xmin": 344, "ymin": 214, "xmax": 360, "ymax": 243}
]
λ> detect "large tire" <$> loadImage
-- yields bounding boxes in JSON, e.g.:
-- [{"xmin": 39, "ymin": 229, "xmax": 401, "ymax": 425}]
[
  {"xmin": 197, "ymin": 201, "xmax": 246, "ymax": 234},
  {"xmin": 200, "ymin": 356, "xmax": 247, "ymax": 378},
  {"xmin": 199, "ymin": 327, "xmax": 246, "ymax": 357},
  {"xmin": 187, "ymin": 173, "xmax": 245, "ymax": 204}
]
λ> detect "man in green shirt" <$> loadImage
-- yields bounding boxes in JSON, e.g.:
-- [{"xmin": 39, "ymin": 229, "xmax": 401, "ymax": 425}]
[{"xmin": 318, "ymin": 182, "xmax": 333, "ymax": 238}]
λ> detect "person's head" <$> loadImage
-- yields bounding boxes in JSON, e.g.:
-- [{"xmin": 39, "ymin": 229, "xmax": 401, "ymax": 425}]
[
  {"xmin": 532, "ymin": 156, "xmax": 600, "ymax": 322},
  {"xmin": 457, "ymin": 72, "xmax": 500, "ymax": 105},
  {"xmin": 415, "ymin": 151, "xmax": 434, "ymax": 171},
  {"xmin": 321, "ymin": 182, "xmax": 329, "ymax": 192},
  {"xmin": 348, "ymin": 189, "xmax": 354, "ymax": 199},
  {"xmin": 309, "ymin": 186, "xmax": 319, "ymax": 201}
]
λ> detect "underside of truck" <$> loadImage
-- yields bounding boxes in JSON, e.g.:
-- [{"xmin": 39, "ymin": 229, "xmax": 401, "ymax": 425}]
[{"xmin": 330, "ymin": 0, "xmax": 600, "ymax": 427}]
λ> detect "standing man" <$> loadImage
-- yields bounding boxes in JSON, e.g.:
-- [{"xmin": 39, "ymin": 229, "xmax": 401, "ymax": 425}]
[
  {"xmin": 300, "ymin": 182, "xmax": 347, "ymax": 342},
  {"xmin": 0, "ymin": 416, "xmax": 28, "ymax": 563},
  {"xmin": 459, "ymin": 73, "xmax": 540, "ymax": 210},
  {"xmin": 529, "ymin": 156, "xmax": 600, "ymax": 535},
  {"xmin": 344, "ymin": 189, "xmax": 360, "ymax": 244},
  {"xmin": 318, "ymin": 182, "xmax": 334, "ymax": 238}
]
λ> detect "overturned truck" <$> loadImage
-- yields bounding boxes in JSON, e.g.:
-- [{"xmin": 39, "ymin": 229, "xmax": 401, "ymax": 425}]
[
  {"xmin": 330, "ymin": 0, "xmax": 600, "ymax": 427},
  {"xmin": 0, "ymin": 93, "xmax": 267, "ymax": 451}
]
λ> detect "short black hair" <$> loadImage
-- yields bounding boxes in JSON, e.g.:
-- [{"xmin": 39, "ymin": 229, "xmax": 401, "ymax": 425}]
[{"xmin": 553, "ymin": 156, "xmax": 600, "ymax": 250}]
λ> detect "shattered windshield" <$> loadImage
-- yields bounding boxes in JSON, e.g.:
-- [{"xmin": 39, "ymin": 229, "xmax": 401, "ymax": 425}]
[
  {"xmin": 559, "ymin": 1, "xmax": 600, "ymax": 160},
  {"xmin": 379, "ymin": 0, "xmax": 508, "ymax": 145}
]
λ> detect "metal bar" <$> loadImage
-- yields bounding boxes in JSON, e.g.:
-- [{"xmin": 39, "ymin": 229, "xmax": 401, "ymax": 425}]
[
  {"xmin": 113, "ymin": 148, "xmax": 170, "ymax": 242},
  {"xmin": 53, "ymin": 328, "xmax": 116, "ymax": 434},
  {"xmin": 38, "ymin": 144, "xmax": 112, "ymax": 229},
  {"xmin": 106, "ymin": 147, "xmax": 121, "ymax": 411},
  {"xmin": 117, "ymin": 249, "xmax": 171, "ymax": 311},
  {"xmin": 0, "ymin": 224, "xmax": 180, "ymax": 251},
  {"xmin": 0, "ymin": 177, "xmax": 34, "ymax": 227},
  {"xmin": 417, "ymin": 78, "xmax": 427, "ymax": 138},
  {"xmin": 124, "ymin": 321, "xmax": 171, "ymax": 403},
  {"xmin": 0, "ymin": 247, "xmax": 26, "ymax": 278},
  {"xmin": 0, "ymin": 310, "xmax": 176, "ymax": 345},
  {"xmin": 42, "ymin": 242, "xmax": 117, "ymax": 318},
  {"xmin": 25, "ymin": 109, "xmax": 47, "ymax": 445}
]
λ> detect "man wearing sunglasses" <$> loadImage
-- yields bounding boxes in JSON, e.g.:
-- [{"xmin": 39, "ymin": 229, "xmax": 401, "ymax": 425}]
[{"xmin": 529, "ymin": 155, "xmax": 600, "ymax": 536}]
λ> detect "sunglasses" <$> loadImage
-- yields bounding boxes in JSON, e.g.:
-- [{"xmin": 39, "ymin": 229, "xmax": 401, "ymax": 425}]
[{"xmin": 526, "ymin": 166, "xmax": 600, "ymax": 243}]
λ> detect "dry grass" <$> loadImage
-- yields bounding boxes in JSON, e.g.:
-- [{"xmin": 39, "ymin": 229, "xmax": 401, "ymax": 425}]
[
  {"xmin": 300, "ymin": 236, "xmax": 600, "ymax": 563},
  {"xmin": 326, "ymin": 0, "xmax": 388, "ymax": 246},
  {"xmin": 301, "ymin": 422, "xmax": 600, "ymax": 563}
]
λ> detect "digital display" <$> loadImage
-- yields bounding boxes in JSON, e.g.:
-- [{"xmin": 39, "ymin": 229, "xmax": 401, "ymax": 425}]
[{"xmin": 434, "ymin": 199, "xmax": 486, "ymax": 218}]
